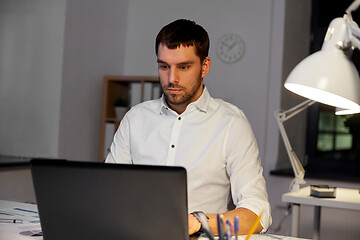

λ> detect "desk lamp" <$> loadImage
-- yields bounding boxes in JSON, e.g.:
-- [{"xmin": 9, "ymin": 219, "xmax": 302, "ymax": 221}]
[{"xmin": 275, "ymin": 0, "xmax": 360, "ymax": 192}]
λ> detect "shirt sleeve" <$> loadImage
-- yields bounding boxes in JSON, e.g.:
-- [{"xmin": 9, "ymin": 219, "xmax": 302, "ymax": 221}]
[
  {"xmin": 105, "ymin": 114, "xmax": 132, "ymax": 164},
  {"xmin": 225, "ymin": 113, "xmax": 272, "ymax": 232}
]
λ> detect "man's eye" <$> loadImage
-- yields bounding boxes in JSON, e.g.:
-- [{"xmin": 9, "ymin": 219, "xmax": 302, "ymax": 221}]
[
  {"xmin": 159, "ymin": 65, "xmax": 169, "ymax": 69},
  {"xmin": 179, "ymin": 65, "xmax": 189, "ymax": 70}
]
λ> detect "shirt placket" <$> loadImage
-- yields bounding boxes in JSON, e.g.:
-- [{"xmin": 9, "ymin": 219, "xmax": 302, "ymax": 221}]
[{"xmin": 166, "ymin": 116, "xmax": 183, "ymax": 166}]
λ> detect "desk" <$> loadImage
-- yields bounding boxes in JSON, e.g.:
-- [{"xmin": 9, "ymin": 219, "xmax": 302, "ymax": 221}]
[
  {"xmin": 282, "ymin": 186, "xmax": 360, "ymax": 240},
  {"xmin": 0, "ymin": 229, "xmax": 308, "ymax": 240},
  {"xmin": 195, "ymin": 235, "xmax": 308, "ymax": 240},
  {"xmin": 1, "ymin": 200, "xmax": 309, "ymax": 240},
  {"xmin": 0, "ymin": 200, "xmax": 41, "ymax": 240}
]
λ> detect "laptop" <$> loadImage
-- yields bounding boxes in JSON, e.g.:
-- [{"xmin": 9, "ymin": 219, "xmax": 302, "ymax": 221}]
[{"xmin": 30, "ymin": 159, "xmax": 189, "ymax": 240}]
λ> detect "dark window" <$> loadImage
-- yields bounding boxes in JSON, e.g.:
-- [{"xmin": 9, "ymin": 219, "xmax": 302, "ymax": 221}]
[
  {"xmin": 306, "ymin": 104, "xmax": 360, "ymax": 181},
  {"xmin": 304, "ymin": 0, "xmax": 360, "ymax": 181}
]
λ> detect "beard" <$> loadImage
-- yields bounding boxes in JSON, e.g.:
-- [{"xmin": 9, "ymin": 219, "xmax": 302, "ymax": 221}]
[{"xmin": 162, "ymin": 71, "xmax": 203, "ymax": 107}]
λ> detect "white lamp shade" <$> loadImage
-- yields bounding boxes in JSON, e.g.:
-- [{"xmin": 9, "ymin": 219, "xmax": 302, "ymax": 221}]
[
  {"xmin": 335, "ymin": 107, "xmax": 360, "ymax": 115},
  {"xmin": 284, "ymin": 18, "xmax": 360, "ymax": 110}
]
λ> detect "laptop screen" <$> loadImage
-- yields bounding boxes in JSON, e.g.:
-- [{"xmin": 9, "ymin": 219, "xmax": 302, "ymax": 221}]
[{"xmin": 30, "ymin": 159, "xmax": 189, "ymax": 240}]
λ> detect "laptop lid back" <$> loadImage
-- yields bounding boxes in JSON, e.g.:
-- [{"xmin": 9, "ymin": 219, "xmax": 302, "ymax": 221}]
[{"xmin": 30, "ymin": 159, "xmax": 188, "ymax": 240}]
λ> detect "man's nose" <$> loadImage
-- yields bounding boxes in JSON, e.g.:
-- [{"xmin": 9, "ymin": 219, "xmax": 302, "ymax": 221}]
[{"xmin": 169, "ymin": 68, "xmax": 179, "ymax": 84}]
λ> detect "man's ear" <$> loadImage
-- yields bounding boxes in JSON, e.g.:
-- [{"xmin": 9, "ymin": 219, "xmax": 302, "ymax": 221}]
[{"xmin": 201, "ymin": 57, "xmax": 211, "ymax": 78}]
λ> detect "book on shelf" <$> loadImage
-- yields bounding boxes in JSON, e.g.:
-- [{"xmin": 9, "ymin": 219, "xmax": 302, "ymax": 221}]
[
  {"xmin": 104, "ymin": 123, "xmax": 115, "ymax": 159},
  {"xmin": 143, "ymin": 82, "xmax": 153, "ymax": 102},
  {"xmin": 152, "ymin": 83, "xmax": 161, "ymax": 99},
  {"xmin": 130, "ymin": 82, "xmax": 142, "ymax": 107}
]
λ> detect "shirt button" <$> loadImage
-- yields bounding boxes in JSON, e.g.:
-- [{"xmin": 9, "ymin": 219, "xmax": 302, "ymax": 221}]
[
  {"xmin": 171, "ymin": 145, "xmax": 175, "ymax": 148},
  {"xmin": 178, "ymin": 117, "xmax": 181, "ymax": 121}
]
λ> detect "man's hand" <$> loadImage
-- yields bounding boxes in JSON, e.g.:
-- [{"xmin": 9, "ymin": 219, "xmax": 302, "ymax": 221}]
[
  {"xmin": 207, "ymin": 208, "xmax": 263, "ymax": 236},
  {"xmin": 188, "ymin": 214, "xmax": 201, "ymax": 235}
]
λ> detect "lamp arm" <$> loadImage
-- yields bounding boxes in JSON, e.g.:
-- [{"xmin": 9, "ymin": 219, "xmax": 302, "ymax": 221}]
[
  {"xmin": 274, "ymin": 100, "xmax": 316, "ymax": 192},
  {"xmin": 346, "ymin": 0, "xmax": 360, "ymax": 15},
  {"xmin": 277, "ymin": 99, "xmax": 315, "ymax": 121},
  {"xmin": 348, "ymin": 20, "xmax": 360, "ymax": 49},
  {"xmin": 345, "ymin": 1, "xmax": 360, "ymax": 50}
]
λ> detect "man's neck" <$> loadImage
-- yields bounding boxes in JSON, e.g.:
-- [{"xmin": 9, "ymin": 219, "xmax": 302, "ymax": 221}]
[
  {"xmin": 166, "ymin": 85, "xmax": 205, "ymax": 114},
  {"xmin": 167, "ymin": 102, "xmax": 187, "ymax": 115}
]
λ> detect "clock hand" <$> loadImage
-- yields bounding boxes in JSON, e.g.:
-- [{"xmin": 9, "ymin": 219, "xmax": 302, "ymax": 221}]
[
  {"xmin": 228, "ymin": 41, "xmax": 237, "ymax": 50},
  {"xmin": 222, "ymin": 42, "xmax": 231, "ymax": 49}
]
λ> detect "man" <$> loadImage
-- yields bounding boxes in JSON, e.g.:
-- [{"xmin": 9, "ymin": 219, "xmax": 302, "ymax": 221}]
[{"xmin": 106, "ymin": 19, "xmax": 271, "ymax": 236}]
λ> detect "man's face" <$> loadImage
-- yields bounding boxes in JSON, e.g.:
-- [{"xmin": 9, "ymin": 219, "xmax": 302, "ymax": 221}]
[{"xmin": 157, "ymin": 44, "xmax": 210, "ymax": 114}]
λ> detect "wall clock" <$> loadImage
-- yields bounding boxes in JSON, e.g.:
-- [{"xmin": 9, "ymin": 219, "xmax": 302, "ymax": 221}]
[{"xmin": 216, "ymin": 33, "xmax": 245, "ymax": 63}]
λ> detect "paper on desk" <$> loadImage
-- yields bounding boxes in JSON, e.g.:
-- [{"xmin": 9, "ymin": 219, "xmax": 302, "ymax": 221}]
[
  {"xmin": 0, "ymin": 206, "xmax": 42, "ymax": 240},
  {"xmin": 0, "ymin": 206, "xmax": 40, "ymax": 224}
]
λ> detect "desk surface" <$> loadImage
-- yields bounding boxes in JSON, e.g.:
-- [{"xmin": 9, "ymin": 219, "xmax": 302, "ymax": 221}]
[
  {"xmin": 282, "ymin": 186, "xmax": 360, "ymax": 210},
  {"xmin": 196, "ymin": 235, "xmax": 308, "ymax": 240},
  {"xmin": 1, "ymin": 200, "xmax": 309, "ymax": 240}
]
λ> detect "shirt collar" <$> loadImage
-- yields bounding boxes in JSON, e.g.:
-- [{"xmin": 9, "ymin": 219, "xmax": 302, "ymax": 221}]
[{"xmin": 160, "ymin": 86, "xmax": 211, "ymax": 115}]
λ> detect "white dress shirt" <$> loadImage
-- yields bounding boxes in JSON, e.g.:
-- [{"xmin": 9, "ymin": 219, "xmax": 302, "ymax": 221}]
[{"xmin": 106, "ymin": 87, "xmax": 272, "ymax": 231}]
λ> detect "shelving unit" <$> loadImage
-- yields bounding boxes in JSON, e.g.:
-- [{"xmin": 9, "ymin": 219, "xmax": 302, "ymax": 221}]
[{"xmin": 99, "ymin": 75, "xmax": 160, "ymax": 162}]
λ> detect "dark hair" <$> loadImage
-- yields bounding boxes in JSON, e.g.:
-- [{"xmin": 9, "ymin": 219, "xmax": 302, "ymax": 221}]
[{"xmin": 155, "ymin": 19, "xmax": 210, "ymax": 62}]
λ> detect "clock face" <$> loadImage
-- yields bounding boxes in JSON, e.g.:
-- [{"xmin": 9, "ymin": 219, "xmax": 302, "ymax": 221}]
[{"xmin": 216, "ymin": 33, "xmax": 245, "ymax": 63}]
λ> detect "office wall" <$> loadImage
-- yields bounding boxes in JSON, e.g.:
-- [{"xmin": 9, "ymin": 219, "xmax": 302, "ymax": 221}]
[
  {"xmin": 58, "ymin": 0, "xmax": 129, "ymax": 161},
  {"xmin": 0, "ymin": 0, "xmax": 129, "ymax": 161},
  {"xmin": 0, "ymin": 0, "xmax": 66, "ymax": 158}
]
